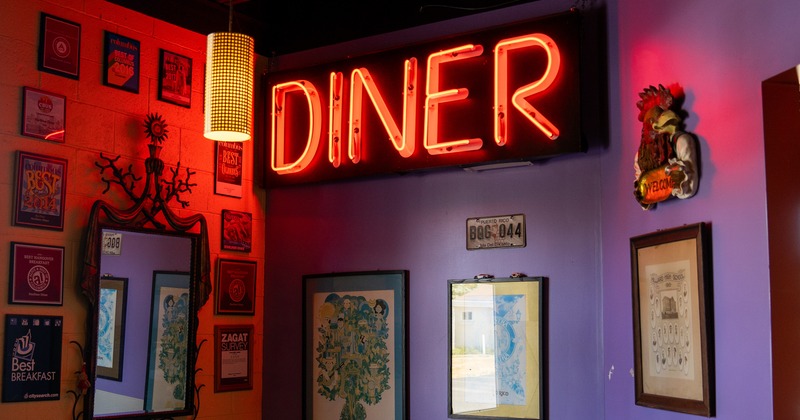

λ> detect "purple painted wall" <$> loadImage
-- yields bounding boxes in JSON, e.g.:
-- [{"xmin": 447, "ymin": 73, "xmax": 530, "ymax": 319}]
[
  {"xmin": 263, "ymin": 0, "xmax": 797, "ymax": 418},
  {"xmin": 98, "ymin": 231, "xmax": 191, "ymax": 400}
]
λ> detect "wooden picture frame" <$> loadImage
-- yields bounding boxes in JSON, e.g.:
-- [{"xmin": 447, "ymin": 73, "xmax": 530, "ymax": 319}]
[
  {"xmin": 631, "ymin": 223, "xmax": 714, "ymax": 416},
  {"xmin": 303, "ymin": 271, "xmax": 408, "ymax": 420},
  {"xmin": 103, "ymin": 31, "xmax": 140, "ymax": 93},
  {"xmin": 158, "ymin": 49, "xmax": 192, "ymax": 107},
  {"xmin": 14, "ymin": 151, "xmax": 68, "ymax": 231},
  {"xmin": 9, "ymin": 242, "xmax": 65, "ymax": 306},
  {"xmin": 38, "ymin": 13, "xmax": 81, "ymax": 79},
  {"xmin": 21, "ymin": 86, "xmax": 66, "ymax": 142},
  {"xmin": 214, "ymin": 324, "xmax": 254, "ymax": 392},
  {"xmin": 448, "ymin": 276, "xmax": 547, "ymax": 419},
  {"xmin": 216, "ymin": 259, "xmax": 257, "ymax": 315},
  {"xmin": 96, "ymin": 277, "xmax": 128, "ymax": 381}
]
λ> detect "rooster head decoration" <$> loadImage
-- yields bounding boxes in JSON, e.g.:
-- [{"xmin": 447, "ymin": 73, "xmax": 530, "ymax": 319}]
[{"xmin": 633, "ymin": 84, "xmax": 698, "ymax": 210}]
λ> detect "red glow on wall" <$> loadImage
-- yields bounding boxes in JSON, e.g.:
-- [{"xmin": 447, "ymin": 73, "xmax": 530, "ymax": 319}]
[{"xmin": 265, "ymin": 11, "xmax": 583, "ymax": 186}]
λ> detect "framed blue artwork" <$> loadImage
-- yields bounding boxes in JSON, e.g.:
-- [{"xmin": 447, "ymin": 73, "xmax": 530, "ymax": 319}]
[
  {"xmin": 303, "ymin": 270, "xmax": 408, "ymax": 420},
  {"xmin": 144, "ymin": 271, "xmax": 190, "ymax": 412},
  {"xmin": 448, "ymin": 276, "xmax": 547, "ymax": 419},
  {"xmin": 96, "ymin": 277, "xmax": 127, "ymax": 381}
]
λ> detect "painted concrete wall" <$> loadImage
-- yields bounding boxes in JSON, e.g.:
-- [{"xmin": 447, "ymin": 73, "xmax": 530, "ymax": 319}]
[
  {"xmin": 0, "ymin": 1, "xmax": 265, "ymax": 419},
  {"xmin": 264, "ymin": 0, "xmax": 798, "ymax": 419}
]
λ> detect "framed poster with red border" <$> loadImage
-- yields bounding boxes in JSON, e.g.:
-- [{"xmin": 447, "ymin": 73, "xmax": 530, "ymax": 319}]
[
  {"xmin": 38, "ymin": 13, "xmax": 81, "ymax": 79},
  {"xmin": 14, "ymin": 151, "xmax": 68, "ymax": 231},
  {"xmin": 216, "ymin": 259, "xmax": 256, "ymax": 315},
  {"xmin": 214, "ymin": 324, "xmax": 254, "ymax": 392},
  {"xmin": 8, "ymin": 242, "xmax": 65, "ymax": 306}
]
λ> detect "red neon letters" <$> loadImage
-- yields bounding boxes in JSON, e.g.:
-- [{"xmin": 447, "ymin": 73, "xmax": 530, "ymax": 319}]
[{"xmin": 270, "ymin": 33, "xmax": 561, "ymax": 175}]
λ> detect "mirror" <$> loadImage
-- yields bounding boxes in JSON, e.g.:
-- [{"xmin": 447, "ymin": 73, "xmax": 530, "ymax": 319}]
[
  {"xmin": 81, "ymin": 113, "xmax": 212, "ymax": 418},
  {"xmin": 94, "ymin": 228, "xmax": 193, "ymax": 417},
  {"xmin": 81, "ymin": 204, "xmax": 211, "ymax": 419}
]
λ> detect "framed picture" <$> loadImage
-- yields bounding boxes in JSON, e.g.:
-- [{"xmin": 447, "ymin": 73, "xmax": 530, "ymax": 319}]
[
  {"xmin": 303, "ymin": 270, "xmax": 408, "ymax": 420},
  {"xmin": 2, "ymin": 314, "xmax": 63, "ymax": 402},
  {"xmin": 38, "ymin": 13, "xmax": 80, "ymax": 79},
  {"xmin": 631, "ymin": 223, "xmax": 714, "ymax": 416},
  {"xmin": 145, "ymin": 271, "xmax": 191, "ymax": 412},
  {"xmin": 214, "ymin": 324, "xmax": 254, "ymax": 392},
  {"xmin": 96, "ymin": 277, "xmax": 128, "ymax": 381},
  {"xmin": 158, "ymin": 49, "xmax": 192, "ymax": 107},
  {"xmin": 215, "ymin": 141, "xmax": 243, "ymax": 198},
  {"xmin": 9, "ymin": 242, "xmax": 64, "ymax": 306},
  {"xmin": 222, "ymin": 209, "xmax": 253, "ymax": 252},
  {"xmin": 103, "ymin": 31, "xmax": 140, "ymax": 93},
  {"xmin": 448, "ymin": 276, "xmax": 547, "ymax": 419},
  {"xmin": 14, "ymin": 151, "xmax": 68, "ymax": 230},
  {"xmin": 22, "ymin": 87, "xmax": 66, "ymax": 142},
  {"xmin": 216, "ymin": 259, "xmax": 256, "ymax": 315}
]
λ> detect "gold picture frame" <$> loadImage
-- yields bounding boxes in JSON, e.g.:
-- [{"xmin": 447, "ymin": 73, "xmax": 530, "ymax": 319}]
[{"xmin": 631, "ymin": 223, "xmax": 714, "ymax": 416}]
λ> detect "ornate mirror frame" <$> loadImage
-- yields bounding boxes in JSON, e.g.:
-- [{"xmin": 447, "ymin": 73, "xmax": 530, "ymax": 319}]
[{"xmin": 79, "ymin": 113, "xmax": 211, "ymax": 419}]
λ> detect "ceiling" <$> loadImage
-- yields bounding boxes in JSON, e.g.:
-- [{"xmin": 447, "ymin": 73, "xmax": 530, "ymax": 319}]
[{"xmin": 107, "ymin": 0, "xmax": 542, "ymax": 56}]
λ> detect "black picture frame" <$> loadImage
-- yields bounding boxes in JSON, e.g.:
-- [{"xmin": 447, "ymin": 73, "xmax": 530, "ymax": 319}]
[
  {"xmin": 96, "ymin": 277, "xmax": 128, "ymax": 381},
  {"xmin": 303, "ymin": 270, "xmax": 409, "ymax": 420},
  {"xmin": 38, "ymin": 13, "xmax": 81, "ymax": 79},
  {"xmin": 21, "ymin": 86, "xmax": 66, "ymax": 142},
  {"xmin": 158, "ymin": 49, "xmax": 192, "ymax": 107},
  {"xmin": 103, "ymin": 31, "xmax": 140, "ymax": 93},
  {"xmin": 448, "ymin": 276, "xmax": 547, "ymax": 419},
  {"xmin": 214, "ymin": 324, "xmax": 254, "ymax": 392},
  {"xmin": 14, "ymin": 151, "xmax": 68, "ymax": 231},
  {"xmin": 631, "ymin": 222, "xmax": 715, "ymax": 416},
  {"xmin": 221, "ymin": 209, "xmax": 253, "ymax": 252},
  {"xmin": 9, "ymin": 242, "xmax": 65, "ymax": 306},
  {"xmin": 215, "ymin": 259, "xmax": 257, "ymax": 315}
]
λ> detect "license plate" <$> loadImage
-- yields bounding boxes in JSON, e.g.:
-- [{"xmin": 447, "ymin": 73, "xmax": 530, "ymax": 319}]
[{"xmin": 466, "ymin": 214, "xmax": 526, "ymax": 250}]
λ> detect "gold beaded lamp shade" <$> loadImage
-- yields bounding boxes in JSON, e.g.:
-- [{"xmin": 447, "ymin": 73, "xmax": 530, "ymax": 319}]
[{"xmin": 204, "ymin": 32, "xmax": 254, "ymax": 141}]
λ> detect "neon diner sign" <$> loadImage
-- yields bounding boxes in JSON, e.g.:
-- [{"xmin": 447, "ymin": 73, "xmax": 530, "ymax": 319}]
[{"xmin": 266, "ymin": 12, "xmax": 583, "ymax": 186}]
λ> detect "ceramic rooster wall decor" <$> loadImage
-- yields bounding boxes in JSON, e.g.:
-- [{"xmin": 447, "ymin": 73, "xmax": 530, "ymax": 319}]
[{"xmin": 633, "ymin": 84, "xmax": 699, "ymax": 210}]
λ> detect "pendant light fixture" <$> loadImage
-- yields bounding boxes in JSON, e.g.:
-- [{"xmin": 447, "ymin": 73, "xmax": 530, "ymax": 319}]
[{"xmin": 204, "ymin": 0, "xmax": 255, "ymax": 142}]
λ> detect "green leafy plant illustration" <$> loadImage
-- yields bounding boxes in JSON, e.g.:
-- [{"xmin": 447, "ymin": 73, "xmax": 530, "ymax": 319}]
[{"xmin": 315, "ymin": 293, "xmax": 391, "ymax": 419}]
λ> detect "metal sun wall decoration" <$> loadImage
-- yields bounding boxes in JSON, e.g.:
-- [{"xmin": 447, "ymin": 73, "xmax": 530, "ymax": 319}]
[
  {"xmin": 82, "ymin": 111, "xmax": 211, "ymax": 310},
  {"xmin": 633, "ymin": 84, "xmax": 699, "ymax": 210}
]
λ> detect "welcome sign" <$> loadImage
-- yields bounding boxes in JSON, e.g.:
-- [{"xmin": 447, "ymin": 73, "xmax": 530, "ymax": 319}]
[
  {"xmin": 2, "ymin": 315, "xmax": 62, "ymax": 402},
  {"xmin": 265, "ymin": 11, "xmax": 583, "ymax": 186}
]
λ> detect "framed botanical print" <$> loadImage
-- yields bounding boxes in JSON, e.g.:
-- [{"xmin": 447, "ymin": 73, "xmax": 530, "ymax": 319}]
[
  {"xmin": 631, "ymin": 223, "xmax": 714, "ymax": 416},
  {"xmin": 303, "ymin": 271, "xmax": 408, "ymax": 420},
  {"xmin": 145, "ymin": 271, "xmax": 191, "ymax": 412}
]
